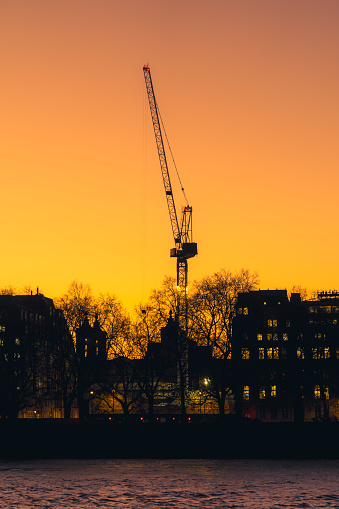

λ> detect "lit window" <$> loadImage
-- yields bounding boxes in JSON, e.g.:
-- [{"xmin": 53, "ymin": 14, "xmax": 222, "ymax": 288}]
[
  {"xmin": 333, "ymin": 319, "xmax": 337, "ymax": 325},
  {"xmin": 267, "ymin": 348, "xmax": 273, "ymax": 360},
  {"xmin": 243, "ymin": 386, "xmax": 250, "ymax": 400},
  {"xmin": 237, "ymin": 307, "xmax": 243, "ymax": 315},
  {"xmin": 267, "ymin": 319, "xmax": 273, "ymax": 327},
  {"xmin": 0, "ymin": 325, "xmax": 5, "ymax": 332},
  {"xmin": 259, "ymin": 386, "xmax": 266, "ymax": 399},
  {"xmin": 15, "ymin": 338, "xmax": 20, "ymax": 346},
  {"xmin": 257, "ymin": 333, "xmax": 263, "ymax": 341},
  {"xmin": 273, "ymin": 333, "xmax": 278, "ymax": 341},
  {"xmin": 309, "ymin": 307, "xmax": 317, "ymax": 314},
  {"xmin": 273, "ymin": 347, "xmax": 279, "ymax": 359},
  {"xmin": 259, "ymin": 348, "xmax": 265, "ymax": 360},
  {"xmin": 324, "ymin": 347, "xmax": 330, "ymax": 359},
  {"xmin": 336, "ymin": 348, "xmax": 339, "ymax": 360},
  {"xmin": 325, "ymin": 387, "xmax": 330, "ymax": 400},
  {"xmin": 267, "ymin": 333, "xmax": 272, "ymax": 341},
  {"xmin": 314, "ymin": 385, "xmax": 321, "ymax": 399},
  {"xmin": 241, "ymin": 348, "xmax": 250, "ymax": 360},
  {"xmin": 243, "ymin": 307, "xmax": 248, "ymax": 315},
  {"xmin": 283, "ymin": 333, "xmax": 288, "ymax": 341},
  {"xmin": 0, "ymin": 339, "xmax": 4, "ymax": 347},
  {"xmin": 286, "ymin": 320, "xmax": 291, "ymax": 328},
  {"xmin": 297, "ymin": 347, "xmax": 305, "ymax": 359},
  {"xmin": 85, "ymin": 344, "xmax": 88, "ymax": 357},
  {"xmin": 273, "ymin": 320, "xmax": 278, "ymax": 327},
  {"xmin": 271, "ymin": 385, "xmax": 277, "ymax": 397},
  {"xmin": 312, "ymin": 347, "xmax": 318, "ymax": 359}
]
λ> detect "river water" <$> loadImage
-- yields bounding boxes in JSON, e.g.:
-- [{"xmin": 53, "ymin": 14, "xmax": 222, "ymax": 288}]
[{"xmin": 0, "ymin": 458, "xmax": 338, "ymax": 508}]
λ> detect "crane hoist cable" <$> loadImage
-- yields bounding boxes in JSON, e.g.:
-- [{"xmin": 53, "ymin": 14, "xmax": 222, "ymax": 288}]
[{"xmin": 157, "ymin": 104, "xmax": 189, "ymax": 207}]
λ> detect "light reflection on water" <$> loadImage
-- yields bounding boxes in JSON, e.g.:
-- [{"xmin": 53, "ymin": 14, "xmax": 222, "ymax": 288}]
[{"xmin": 0, "ymin": 458, "xmax": 339, "ymax": 508}]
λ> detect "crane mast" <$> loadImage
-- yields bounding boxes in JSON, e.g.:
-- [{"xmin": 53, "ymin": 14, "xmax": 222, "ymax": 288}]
[{"xmin": 143, "ymin": 65, "xmax": 197, "ymax": 331}]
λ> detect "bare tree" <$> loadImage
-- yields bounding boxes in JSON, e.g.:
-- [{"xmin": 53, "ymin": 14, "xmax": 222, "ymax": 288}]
[
  {"xmin": 55, "ymin": 281, "xmax": 95, "ymax": 338},
  {"xmin": 189, "ymin": 268, "xmax": 259, "ymax": 417}
]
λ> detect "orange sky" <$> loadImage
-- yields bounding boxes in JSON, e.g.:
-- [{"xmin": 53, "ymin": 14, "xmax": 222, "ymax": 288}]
[{"xmin": 1, "ymin": 0, "xmax": 339, "ymax": 311}]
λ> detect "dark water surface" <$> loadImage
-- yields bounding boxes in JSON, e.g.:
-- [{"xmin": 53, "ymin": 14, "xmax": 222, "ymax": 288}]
[{"xmin": 0, "ymin": 458, "xmax": 338, "ymax": 508}]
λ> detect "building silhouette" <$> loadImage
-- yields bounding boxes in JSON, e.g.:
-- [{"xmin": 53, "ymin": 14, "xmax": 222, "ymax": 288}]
[
  {"xmin": 232, "ymin": 290, "xmax": 339, "ymax": 422},
  {"xmin": 2, "ymin": 287, "xmax": 339, "ymax": 423},
  {"xmin": 0, "ymin": 290, "xmax": 74, "ymax": 419}
]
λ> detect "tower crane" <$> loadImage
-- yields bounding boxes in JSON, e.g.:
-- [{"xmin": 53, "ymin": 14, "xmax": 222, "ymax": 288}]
[{"xmin": 143, "ymin": 65, "xmax": 197, "ymax": 331}]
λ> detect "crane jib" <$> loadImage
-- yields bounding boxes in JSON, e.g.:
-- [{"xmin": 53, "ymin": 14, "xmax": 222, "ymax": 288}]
[{"xmin": 143, "ymin": 65, "xmax": 197, "ymax": 265}]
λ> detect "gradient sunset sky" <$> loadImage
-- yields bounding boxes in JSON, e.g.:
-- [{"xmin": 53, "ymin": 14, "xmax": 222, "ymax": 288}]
[{"xmin": 1, "ymin": 0, "xmax": 339, "ymax": 310}]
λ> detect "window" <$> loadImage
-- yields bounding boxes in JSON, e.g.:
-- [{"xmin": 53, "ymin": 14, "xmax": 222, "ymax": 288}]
[
  {"xmin": 314, "ymin": 385, "xmax": 321, "ymax": 399},
  {"xmin": 281, "ymin": 347, "xmax": 287, "ymax": 359},
  {"xmin": 286, "ymin": 320, "xmax": 291, "ymax": 328},
  {"xmin": 0, "ymin": 339, "xmax": 4, "ymax": 347},
  {"xmin": 259, "ymin": 348, "xmax": 265, "ymax": 360},
  {"xmin": 243, "ymin": 386, "xmax": 250, "ymax": 400},
  {"xmin": 273, "ymin": 333, "xmax": 278, "ymax": 341},
  {"xmin": 237, "ymin": 307, "xmax": 242, "ymax": 314},
  {"xmin": 282, "ymin": 407, "xmax": 288, "ymax": 419},
  {"xmin": 241, "ymin": 348, "xmax": 250, "ymax": 360},
  {"xmin": 267, "ymin": 333, "xmax": 272, "ymax": 341},
  {"xmin": 84, "ymin": 344, "xmax": 88, "ymax": 357},
  {"xmin": 297, "ymin": 347, "xmax": 305, "ymax": 359},
  {"xmin": 267, "ymin": 348, "xmax": 273, "ymax": 360},
  {"xmin": 259, "ymin": 407, "xmax": 266, "ymax": 419},
  {"xmin": 283, "ymin": 333, "xmax": 288, "ymax": 341},
  {"xmin": 259, "ymin": 386, "xmax": 266, "ymax": 399},
  {"xmin": 324, "ymin": 347, "xmax": 330, "ymax": 359},
  {"xmin": 271, "ymin": 385, "xmax": 277, "ymax": 397},
  {"xmin": 238, "ymin": 307, "xmax": 248, "ymax": 315},
  {"xmin": 243, "ymin": 307, "xmax": 248, "ymax": 315},
  {"xmin": 257, "ymin": 333, "xmax": 263, "ymax": 341},
  {"xmin": 273, "ymin": 347, "xmax": 279, "ymax": 359},
  {"xmin": 312, "ymin": 347, "xmax": 319, "ymax": 359},
  {"xmin": 15, "ymin": 338, "xmax": 20, "ymax": 346},
  {"xmin": 336, "ymin": 348, "xmax": 339, "ymax": 360},
  {"xmin": 0, "ymin": 325, "xmax": 5, "ymax": 332}
]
